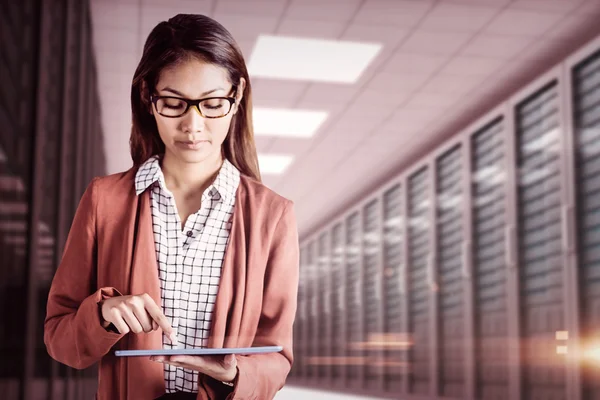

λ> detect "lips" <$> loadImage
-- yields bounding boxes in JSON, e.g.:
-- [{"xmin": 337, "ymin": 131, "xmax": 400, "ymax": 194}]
[
  {"xmin": 176, "ymin": 139, "xmax": 209, "ymax": 150},
  {"xmin": 181, "ymin": 139, "xmax": 207, "ymax": 145}
]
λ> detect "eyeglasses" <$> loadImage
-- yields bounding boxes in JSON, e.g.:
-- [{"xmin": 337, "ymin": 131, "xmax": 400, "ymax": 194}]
[{"xmin": 150, "ymin": 87, "xmax": 237, "ymax": 119}]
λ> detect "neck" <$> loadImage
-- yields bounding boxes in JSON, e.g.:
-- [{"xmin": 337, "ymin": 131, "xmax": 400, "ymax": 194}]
[{"xmin": 160, "ymin": 151, "xmax": 223, "ymax": 196}]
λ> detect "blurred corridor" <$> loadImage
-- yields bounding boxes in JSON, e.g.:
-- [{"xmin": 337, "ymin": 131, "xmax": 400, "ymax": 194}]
[{"xmin": 2, "ymin": 0, "xmax": 600, "ymax": 399}]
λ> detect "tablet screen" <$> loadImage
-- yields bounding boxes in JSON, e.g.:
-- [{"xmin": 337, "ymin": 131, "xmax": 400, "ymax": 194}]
[{"xmin": 114, "ymin": 346, "xmax": 283, "ymax": 357}]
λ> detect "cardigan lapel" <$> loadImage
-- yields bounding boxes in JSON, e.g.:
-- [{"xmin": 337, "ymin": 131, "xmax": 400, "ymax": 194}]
[
  {"xmin": 125, "ymin": 190, "xmax": 165, "ymax": 399},
  {"xmin": 206, "ymin": 183, "xmax": 246, "ymax": 349},
  {"xmin": 199, "ymin": 183, "xmax": 251, "ymax": 399}
]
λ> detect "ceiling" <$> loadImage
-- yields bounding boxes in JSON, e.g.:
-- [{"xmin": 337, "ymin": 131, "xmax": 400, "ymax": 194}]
[{"xmin": 89, "ymin": 0, "xmax": 600, "ymax": 238}]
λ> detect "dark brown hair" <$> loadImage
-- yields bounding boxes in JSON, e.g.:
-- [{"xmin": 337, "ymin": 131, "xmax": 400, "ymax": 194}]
[{"xmin": 129, "ymin": 14, "xmax": 261, "ymax": 181}]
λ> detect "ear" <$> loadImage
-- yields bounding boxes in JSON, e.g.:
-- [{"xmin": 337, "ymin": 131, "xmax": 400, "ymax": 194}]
[{"xmin": 232, "ymin": 77, "xmax": 246, "ymax": 115}]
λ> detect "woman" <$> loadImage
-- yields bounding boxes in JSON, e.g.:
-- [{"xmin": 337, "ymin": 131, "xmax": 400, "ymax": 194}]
[{"xmin": 44, "ymin": 14, "xmax": 299, "ymax": 400}]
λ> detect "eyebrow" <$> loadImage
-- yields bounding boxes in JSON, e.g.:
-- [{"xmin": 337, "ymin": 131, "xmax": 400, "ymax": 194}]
[{"xmin": 160, "ymin": 86, "xmax": 226, "ymax": 98}]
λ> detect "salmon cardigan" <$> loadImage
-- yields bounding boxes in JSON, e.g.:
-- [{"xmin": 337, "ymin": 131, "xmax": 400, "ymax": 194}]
[{"xmin": 43, "ymin": 168, "xmax": 299, "ymax": 400}]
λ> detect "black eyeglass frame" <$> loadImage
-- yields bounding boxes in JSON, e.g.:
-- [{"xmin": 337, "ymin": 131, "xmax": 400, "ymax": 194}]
[{"xmin": 150, "ymin": 86, "xmax": 238, "ymax": 119}]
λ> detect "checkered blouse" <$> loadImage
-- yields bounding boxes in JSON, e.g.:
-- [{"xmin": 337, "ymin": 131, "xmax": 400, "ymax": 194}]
[{"xmin": 135, "ymin": 155, "xmax": 240, "ymax": 393}]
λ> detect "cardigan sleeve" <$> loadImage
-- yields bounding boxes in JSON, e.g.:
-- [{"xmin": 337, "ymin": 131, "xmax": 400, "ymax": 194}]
[
  {"xmin": 44, "ymin": 178, "xmax": 125, "ymax": 370},
  {"xmin": 204, "ymin": 200, "xmax": 300, "ymax": 400}
]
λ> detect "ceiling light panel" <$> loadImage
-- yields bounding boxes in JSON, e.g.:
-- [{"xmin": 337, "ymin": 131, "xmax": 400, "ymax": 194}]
[
  {"xmin": 248, "ymin": 35, "xmax": 382, "ymax": 83},
  {"xmin": 258, "ymin": 154, "xmax": 294, "ymax": 175},
  {"xmin": 253, "ymin": 108, "xmax": 328, "ymax": 138}
]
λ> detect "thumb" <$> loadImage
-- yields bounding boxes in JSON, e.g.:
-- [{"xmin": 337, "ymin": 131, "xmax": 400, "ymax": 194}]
[{"xmin": 223, "ymin": 354, "xmax": 236, "ymax": 365}]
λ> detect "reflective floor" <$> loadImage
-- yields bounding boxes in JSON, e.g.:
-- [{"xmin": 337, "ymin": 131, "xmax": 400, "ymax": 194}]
[{"xmin": 276, "ymin": 386, "xmax": 385, "ymax": 400}]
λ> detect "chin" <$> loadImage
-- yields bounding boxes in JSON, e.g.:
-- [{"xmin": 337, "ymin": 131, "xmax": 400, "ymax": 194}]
[{"xmin": 175, "ymin": 148, "xmax": 219, "ymax": 164}]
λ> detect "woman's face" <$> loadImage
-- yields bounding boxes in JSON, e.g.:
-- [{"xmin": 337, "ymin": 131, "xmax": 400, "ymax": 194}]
[{"xmin": 151, "ymin": 58, "xmax": 244, "ymax": 165}]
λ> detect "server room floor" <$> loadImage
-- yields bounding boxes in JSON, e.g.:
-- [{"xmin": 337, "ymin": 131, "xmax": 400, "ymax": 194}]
[{"xmin": 276, "ymin": 386, "xmax": 385, "ymax": 400}]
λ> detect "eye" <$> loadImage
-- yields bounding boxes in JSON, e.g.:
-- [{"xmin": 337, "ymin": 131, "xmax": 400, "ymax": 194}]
[
  {"xmin": 161, "ymin": 98, "xmax": 186, "ymax": 110},
  {"xmin": 202, "ymin": 98, "xmax": 226, "ymax": 110}
]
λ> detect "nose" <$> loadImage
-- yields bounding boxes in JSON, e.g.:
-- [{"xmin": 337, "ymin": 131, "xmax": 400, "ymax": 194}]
[{"xmin": 180, "ymin": 105, "xmax": 206, "ymax": 133}]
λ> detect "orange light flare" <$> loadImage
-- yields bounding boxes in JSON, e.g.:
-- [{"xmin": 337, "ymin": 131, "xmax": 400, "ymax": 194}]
[
  {"xmin": 584, "ymin": 347, "xmax": 600, "ymax": 362},
  {"xmin": 301, "ymin": 332, "xmax": 600, "ymax": 368},
  {"xmin": 304, "ymin": 356, "xmax": 411, "ymax": 368},
  {"xmin": 304, "ymin": 356, "xmax": 367, "ymax": 366},
  {"xmin": 347, "ymin": 333, "xmax": 414, "ymax": 351},
  {"xmin": 520, "ymin": 331, "xmax": 600, "ymax": 367},
  {"xmin": 577, "ymin": 337, "xmax": 600, "ymax": 366}
]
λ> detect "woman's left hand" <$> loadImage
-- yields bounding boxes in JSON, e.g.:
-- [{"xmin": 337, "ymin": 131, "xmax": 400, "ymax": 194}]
[{"xmin": 150, "ymin": 353, "xmax": 238, "ymax": 383}]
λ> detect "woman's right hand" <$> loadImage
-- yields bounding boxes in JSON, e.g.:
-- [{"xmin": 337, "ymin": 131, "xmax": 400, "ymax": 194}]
[{"xmin": 100, "ymin": 293, "xmax": 178, "ymax": 343}]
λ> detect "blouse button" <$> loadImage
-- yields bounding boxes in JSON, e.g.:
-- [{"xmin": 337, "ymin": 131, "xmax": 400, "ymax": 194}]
[{"xmin": 186, "ymin": 231, "xmax": 193, "ymax": 237}]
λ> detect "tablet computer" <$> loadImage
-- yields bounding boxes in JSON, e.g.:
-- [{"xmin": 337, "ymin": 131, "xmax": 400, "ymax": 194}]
[{"xmin": 114, "ymin": 346, "xmax": 283, "ymax": 357}]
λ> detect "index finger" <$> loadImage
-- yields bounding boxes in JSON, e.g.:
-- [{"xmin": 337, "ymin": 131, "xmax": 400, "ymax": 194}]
[{"xmin": 142, "ymin": 294, "xmax": 177, "ymax": 344}]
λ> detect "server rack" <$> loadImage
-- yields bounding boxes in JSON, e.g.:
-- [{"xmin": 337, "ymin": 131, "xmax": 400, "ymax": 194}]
[
  {"xmin": 290, "ymin": 33, "xmax": 600, "ymax": 400},
  {"xmin": 345, "ymin": 211, "xmax": 364, "ymax": 389},
  {"xmin": 363, "ymin": 198, "xmax": 383, "ymax": 390},
  {"xmin": 330, "ymin": 222, "xmax": 347, "ymax": 388},
  {"xmin": 513, "ymin": 80, "xmax": 568, "ymax": 400},
  {"xmin": 1, "ymin": 0, "xmax": 106, "ymax": 399},
  {"xmin": 436, "ymin": 145, "xmax": 464, "ymax": 398},
  {"xmin": 291, "ymin": 247, "xmax": 307, "ymax": 379},
  {"xmin": 407, "ymin": 167, "xmax": 432, "ymax": 396},
  {"xmin": 382, "ymin": 184, "xmax": 404, "ymax": 393},
  {"xmin": 306, "ymin": 241, "xmax": 317, "ymax": 381},
  {"xmin": 569, "ymin": 43, "xmax": 600, "ymax": 400},
  {"xmin": 317, "ymin": 232, "xmax": 331, "ymax": 382},
  {"xmin": 471, "ymin": 119, "xmax": 508, "ymax": 400}
]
